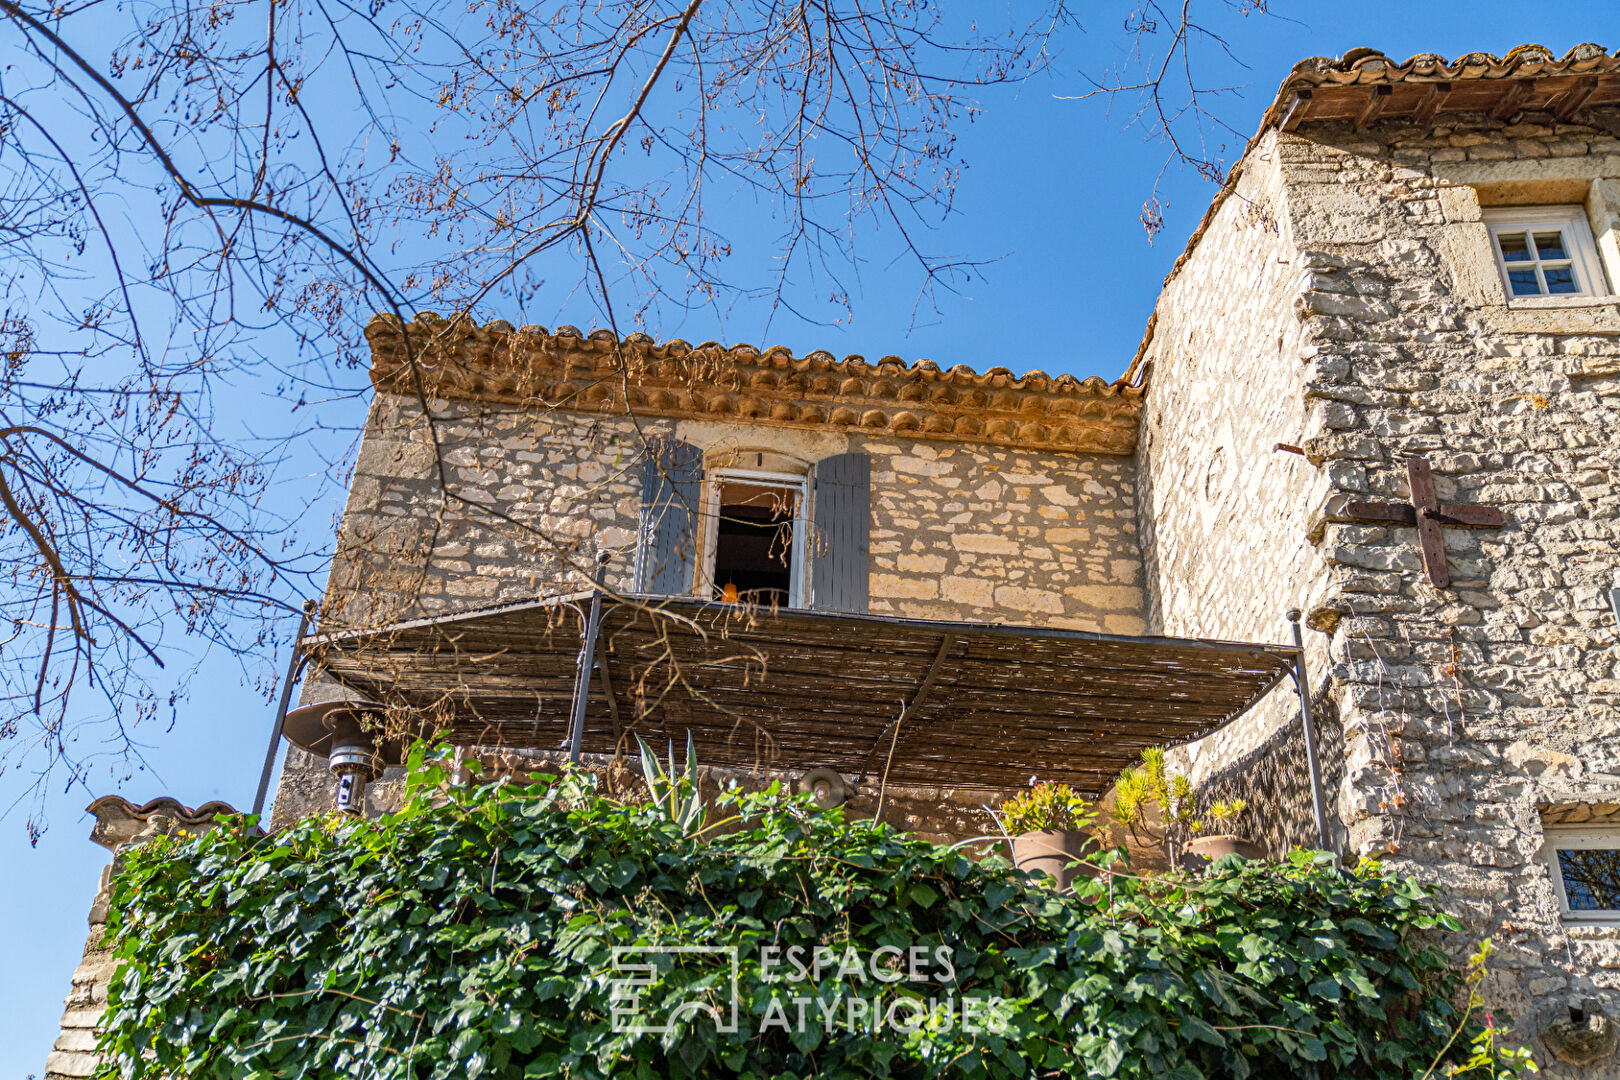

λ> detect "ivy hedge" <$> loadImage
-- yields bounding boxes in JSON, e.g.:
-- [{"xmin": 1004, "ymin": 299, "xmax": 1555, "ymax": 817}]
[{"xmin": 98, "ymin": 750, "xmax": 1531, "ymax": 1079}]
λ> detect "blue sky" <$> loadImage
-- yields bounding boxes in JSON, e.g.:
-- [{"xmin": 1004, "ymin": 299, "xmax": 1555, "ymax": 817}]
[{"xmin": 6, "ymin": 4, "xmax": 1619, "ymax": 1072}]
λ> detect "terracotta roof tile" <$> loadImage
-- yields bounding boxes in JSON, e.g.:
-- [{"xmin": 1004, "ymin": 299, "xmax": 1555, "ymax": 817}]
[
  {"xmin": 86, "ymin": 795, "xmax": 243, "ymax": 850},
  {"xmin": 1266, "ymin": 43, "xmax": 1620, "ymax": 131},
  {"xmin": 366, "ymin": 313, "xmax": 1144, "ymax": 455}
]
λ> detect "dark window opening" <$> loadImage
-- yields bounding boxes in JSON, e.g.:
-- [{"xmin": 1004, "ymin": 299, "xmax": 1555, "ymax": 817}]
[{"xmin": 713, "ymin": 482, "xmax": 796, "ymax": 605}]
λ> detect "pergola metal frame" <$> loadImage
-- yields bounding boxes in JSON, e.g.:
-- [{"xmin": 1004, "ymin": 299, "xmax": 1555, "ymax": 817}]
[{"xmin": 255, "ymin": 586, "xmax": 1331, "ymax": 847}]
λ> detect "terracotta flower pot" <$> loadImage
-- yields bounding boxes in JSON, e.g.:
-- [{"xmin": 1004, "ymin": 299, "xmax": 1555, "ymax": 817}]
[
  {"xmin": 1011, "ymin": 829, "xmax": 1092, "ymax": 890},
  {"xmin": 1182, "ymin": 834, "xmax": 1265, "ymax": 868}
]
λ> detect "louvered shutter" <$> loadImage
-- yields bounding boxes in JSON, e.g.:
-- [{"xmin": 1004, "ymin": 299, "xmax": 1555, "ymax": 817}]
[
  {"xmin": 809, "ymin": 452, "xmax": 871, "ymax": 613},
  {"xmin": 635, "ymin": 438, "xmax": 703, "ymax": 594}
]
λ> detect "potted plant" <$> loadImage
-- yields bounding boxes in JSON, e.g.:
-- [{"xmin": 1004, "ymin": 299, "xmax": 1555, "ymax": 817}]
[
  {"xmin": 1108, "ymin": 748, "xmax": 1263, "ymax": 871},
  {"xmin": 997, "ymin": 781, "xmax": 1096, "ymax": 890},
  {"xmin": 1180, "ymin": 798, "xmax": 1262, "ymax": 866}
]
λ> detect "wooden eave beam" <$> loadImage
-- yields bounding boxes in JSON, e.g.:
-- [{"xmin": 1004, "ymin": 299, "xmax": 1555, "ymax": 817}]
[
  {"xmin": 1280, "ymin": 89, "xmax": 1312, "ymax": 131},
  {"xmin": 1354, "ymin": 85, "xmax": 1392, "ymax": 131},
  {"xmin": 1490, "ymin": 79, "xmax": 1533, "ymax": 122},
  {"xmin": 1412, "ymin": 82, "xmax": 1452, "ymax": 125},
  {"xmin": 1554, "ymin": 77, "xmax": 1600, "ymax": 121}
]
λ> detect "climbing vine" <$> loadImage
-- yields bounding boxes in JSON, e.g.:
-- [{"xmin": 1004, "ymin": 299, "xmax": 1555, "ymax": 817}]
[{"xmin": 97, "ymin": 749, "xmax": 1532, "ymax": 1079}]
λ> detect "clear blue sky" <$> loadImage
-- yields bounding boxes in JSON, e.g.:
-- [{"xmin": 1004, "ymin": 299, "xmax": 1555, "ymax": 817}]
[{"xmin": 6, "ymin": 5, "xmax": 1617, "ymax": 1073}]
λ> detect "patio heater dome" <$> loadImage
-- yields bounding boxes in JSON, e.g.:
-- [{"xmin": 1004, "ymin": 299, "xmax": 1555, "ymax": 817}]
[{"xmin": 282, "ymin": 701, "xmax": 407, "ymax": 813}]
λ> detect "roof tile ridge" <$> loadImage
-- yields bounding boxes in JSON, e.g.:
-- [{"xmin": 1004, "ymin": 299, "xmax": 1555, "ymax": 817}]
[
  {"xmin": 85, "ymin": 794, "xmax": 242, "ymax": 822},
  {"xmin": 371, "ymin": 311, "xmax": 1136, "ymax": 392}
]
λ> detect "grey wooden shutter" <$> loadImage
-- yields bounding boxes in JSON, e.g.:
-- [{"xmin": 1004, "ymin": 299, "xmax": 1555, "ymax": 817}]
[
  {"xmin": 636, "ymin": 438, "xmax": 703, "ymax": 594},
  {"xmin": 809, "ymin": 452, "xmax": 870, "ymax": 613}
]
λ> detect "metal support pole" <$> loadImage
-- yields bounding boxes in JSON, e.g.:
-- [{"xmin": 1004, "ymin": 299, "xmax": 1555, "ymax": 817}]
[
  {"xmin": 251, "ymin": 600, "xmax": 318, "ymax": 820},
  {"xmin": 1286, "ymin": 609, "xmax": 1330, "ymax": 851},
  {"xmin": 567, "ymin": 555, "xmax": 611, "ymax": 764}
]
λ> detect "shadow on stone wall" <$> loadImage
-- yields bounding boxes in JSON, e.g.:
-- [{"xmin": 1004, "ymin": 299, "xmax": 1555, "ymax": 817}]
[{"xmin": 1197, "ymin": 693, "xmax": 1346, "ymax": 858}]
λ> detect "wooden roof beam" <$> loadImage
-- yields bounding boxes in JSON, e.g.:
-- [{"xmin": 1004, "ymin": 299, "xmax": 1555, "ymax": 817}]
[
  {"xmin": 1412, "ymin": 82, "xmax": 1452, "ymax": 125},
  {"xmin": 1354, "ymin": 85, "xmax": 1392, "ymax": 130},
  {"xmin": 1490, "ymin": 79, "xmax": 1533, "ymax": 122},
  {"xmin": 1555, "ymin": 76, "xmax": 1600, "ymax": 121},
  {"xmin": 1280, "ymin": 89, "xmax": 1312, "ymax": 131}
]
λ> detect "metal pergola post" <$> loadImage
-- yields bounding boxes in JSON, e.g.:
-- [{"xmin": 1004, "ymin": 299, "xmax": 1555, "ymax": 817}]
[
  {"xmin": 1286, "ymin": 609, "xmax": 1330, "ymax": 851},
  {"xmin": 567, "ymin": 556, "xmax": 611, "ymax": 764},
  {"xmin": 251, "ymin": 599, "xmax": 319, "ymax": 820}
]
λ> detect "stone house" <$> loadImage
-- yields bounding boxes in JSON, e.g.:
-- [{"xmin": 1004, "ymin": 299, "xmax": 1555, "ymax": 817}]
[{"xmin": 44, "ymin": 42, "xmax": 1620, "ymax": 1078}]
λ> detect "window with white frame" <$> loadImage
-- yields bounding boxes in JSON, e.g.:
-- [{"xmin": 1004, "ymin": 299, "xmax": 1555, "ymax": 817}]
[
  {"xmin": 1483, "ymin": 207, "xmax": 1607, "ymax": 300},
  {"xmin": 637, "ymin": 442, "xmax": 871, "ymax": 611},
  {"xmin": 699, "ymin": 470, "xmax": 807, "ymax": 608},
  {"xmin": 1543, "ymin": 825, "xmax": 1620, "ymax": 923}
]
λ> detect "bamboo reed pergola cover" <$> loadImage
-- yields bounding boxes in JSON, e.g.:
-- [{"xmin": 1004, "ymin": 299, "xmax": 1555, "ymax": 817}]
[{"xmin": 305, "ymin": 596, "xmax": 1299, "ymax": 795}]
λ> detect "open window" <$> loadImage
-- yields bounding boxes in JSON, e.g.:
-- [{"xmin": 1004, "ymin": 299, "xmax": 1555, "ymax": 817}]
[
  {"xmin": 636, "ymin": 442, "xmax": 868, "ymax": 611},
  {"xmin": 702, "ymin": 473, "xmax": 806, "ymax": 607}
]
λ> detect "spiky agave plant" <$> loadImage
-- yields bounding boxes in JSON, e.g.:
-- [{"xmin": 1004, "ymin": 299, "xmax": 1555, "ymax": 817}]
[{"xmin": 636, "ymin": 732, "xmax": 707, "ymax": 837}]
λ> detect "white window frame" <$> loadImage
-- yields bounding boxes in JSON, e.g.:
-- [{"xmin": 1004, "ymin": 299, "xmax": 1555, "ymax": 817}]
[
  {"xmin": 698, "ymin": 468, "xmax": 808, "ymax": 608},
  {"xmin": 1542, "ymin": 825, "xmax": 1620, "ymax": 925},
  {"xmin": 1483, "ymin": 206, "xmax": 1608, "ymax": 301}
]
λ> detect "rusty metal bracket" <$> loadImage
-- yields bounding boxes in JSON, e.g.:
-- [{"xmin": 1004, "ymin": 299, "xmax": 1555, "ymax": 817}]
[{"xmin": 1343, "ymin": 456, "xmax": 1505, "ymax": 589}]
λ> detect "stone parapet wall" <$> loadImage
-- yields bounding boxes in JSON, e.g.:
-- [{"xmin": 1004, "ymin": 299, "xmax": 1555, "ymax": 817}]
[
  {"xmin": 42, "ymin": 865, "xmax": 115, "ymax": 1080},
  {"xmin": 43, "ymin": 799, "xmax": 239, "ymax": 1080}
]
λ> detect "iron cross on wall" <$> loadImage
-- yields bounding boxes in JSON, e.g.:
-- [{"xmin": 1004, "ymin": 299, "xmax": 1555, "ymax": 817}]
[{"xmin": 1345, "ymin": 457, "xmax": 1505, "ymax": 589}]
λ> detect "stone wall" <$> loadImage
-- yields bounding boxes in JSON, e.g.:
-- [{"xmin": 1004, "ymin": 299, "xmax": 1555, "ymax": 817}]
[
  {"xmin": 43, "ymin": 874, "xmax": 114, "ymax": 1080},
  {"xmin": 43, "ymin": 798, "xmax": 238, "ymax": 1080},
  {"xmin": 1134, "ymin": 126, "xmax": 1339, "ymax": 851},
  {"xmin": 1151, "ymin": 106, "xmax": 1620, "ymax": 1074},
  {"xmin": 318, "ymin": 397, "xmax": 1145, "ymax": 634},
  {"xmin": 276, "ymin": 394, "xmax": 1147, "ymax": 826}
]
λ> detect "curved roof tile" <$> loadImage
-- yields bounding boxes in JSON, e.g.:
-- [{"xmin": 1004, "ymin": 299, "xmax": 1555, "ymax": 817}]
[
  {"xmin": 85, "ymin": 795, "xmax": 245, "ymax": 850},
  {"xmin": 1263, "ymin": 42, "xmax": 1620, "ymax": 131},
  {"xmin": 366, "ymin": 312, "xmax": 1143, "ymax": 456}
]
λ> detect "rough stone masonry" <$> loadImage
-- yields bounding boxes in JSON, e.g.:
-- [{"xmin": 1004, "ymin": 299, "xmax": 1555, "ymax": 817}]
[
  {"xmin": 274, "ymin": 43, "xmax": 1620, "ymax": 1076},
  {"xmin": 1137, "ymin": 44, "xmax": 1620, "ymax": 1076}
]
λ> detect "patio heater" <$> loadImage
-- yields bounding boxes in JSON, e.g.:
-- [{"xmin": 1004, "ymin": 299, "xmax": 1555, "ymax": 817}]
[{"xmin": 281, "ymin": 701, "xmax": 405, "ymax": 813}]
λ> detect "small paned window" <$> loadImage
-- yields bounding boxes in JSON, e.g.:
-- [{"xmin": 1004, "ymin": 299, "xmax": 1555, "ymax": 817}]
[
  {"xmin": 1483, "ymin": 207, "xmax": 1606, "ymax": 300},
  {"xmin": 1544, "ymin": 826, "xmax": 1620, "ymax": 923}
]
